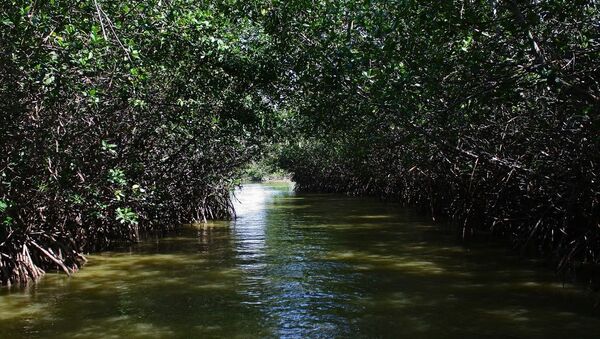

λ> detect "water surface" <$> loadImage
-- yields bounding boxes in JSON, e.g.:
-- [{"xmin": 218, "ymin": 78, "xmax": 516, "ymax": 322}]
[{"xmin": 1, "ymin": 183, "xmax": 599, "ymax": 338}]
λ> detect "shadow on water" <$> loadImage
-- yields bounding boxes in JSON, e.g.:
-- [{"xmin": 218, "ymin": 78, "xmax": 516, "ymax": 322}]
[{"xmin": 0, "ymin": 183, "xmax": 599, "ymax": 338}]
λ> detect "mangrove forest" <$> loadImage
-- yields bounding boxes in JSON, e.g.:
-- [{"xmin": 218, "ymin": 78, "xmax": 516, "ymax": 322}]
[{"xmin": 0, "ymin": 0, "xmax": 599, "ymax": 337}]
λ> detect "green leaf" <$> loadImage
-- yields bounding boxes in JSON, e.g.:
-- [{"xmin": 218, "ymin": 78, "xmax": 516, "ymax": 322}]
[
  {"xmin": 3, "ymin": 216, "xmax": 13, "ymax": 227},
  {"xmin": 43, "ymin": 75, "xmax": 55, "ymax": 85},
  {"xmin": 116, "ymin": 207, "xmax": 138, "ymax": 225}
]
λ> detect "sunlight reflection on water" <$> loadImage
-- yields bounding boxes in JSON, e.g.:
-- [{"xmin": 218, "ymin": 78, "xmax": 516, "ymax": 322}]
[{"xmin": 233, "ymin": 184, "xmax": 275, "ymax": 217}]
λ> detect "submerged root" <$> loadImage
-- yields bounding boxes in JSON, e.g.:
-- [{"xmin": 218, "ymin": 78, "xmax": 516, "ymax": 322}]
[{"xmin": 0, "ymin": 186, "xmax": 235, "ymax": 286}]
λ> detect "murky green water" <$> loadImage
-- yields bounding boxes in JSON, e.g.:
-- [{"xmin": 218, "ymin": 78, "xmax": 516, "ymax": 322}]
[{"xmin": 1, "ymin": 183, "xmax": 599, "ymax": 338}]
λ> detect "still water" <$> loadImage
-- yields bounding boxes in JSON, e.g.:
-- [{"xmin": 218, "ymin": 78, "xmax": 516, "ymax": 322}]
[{"xmin": 1, "ymin": 183, "xmax": 599, "ymax": 338}]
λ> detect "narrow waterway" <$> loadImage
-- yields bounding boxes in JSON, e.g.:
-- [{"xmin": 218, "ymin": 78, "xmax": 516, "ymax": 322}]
[{"xmin": 1, "ymin": 183, "xmax": 599, "ymax": 338}]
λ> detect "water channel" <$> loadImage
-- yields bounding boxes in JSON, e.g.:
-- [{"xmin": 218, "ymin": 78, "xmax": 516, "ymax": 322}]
[{"xmin": 1, "ymin": 183, "xmax": 599, "ymax": 338}]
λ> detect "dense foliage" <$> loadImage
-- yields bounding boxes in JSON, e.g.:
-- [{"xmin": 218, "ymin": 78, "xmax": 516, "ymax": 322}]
[
  {"xmin": 0, "ymin": 0, "xmax": 277, "ymax": 285},
  {"xmin": 275, "ymin": 0, "xmax": 600, "ymax": 275},
  {"xmin": 1, "ymin": 0, "xmax": 599, "ymax": 285}
]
